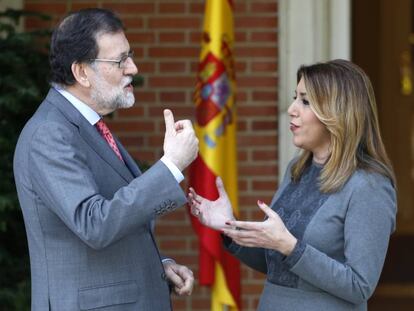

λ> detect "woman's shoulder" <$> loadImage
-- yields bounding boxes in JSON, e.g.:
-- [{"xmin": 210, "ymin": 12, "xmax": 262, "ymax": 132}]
[
  {"xmin": 341, "ymin": 169, "xmax": 396, "ymax": 204},
  {"xmin": 348, "ymin": 168, "xmax": 393, "ymax": 189},
  {"xmin": 343, "ymin": 169, "xmax": 397, "ymax": 231}
]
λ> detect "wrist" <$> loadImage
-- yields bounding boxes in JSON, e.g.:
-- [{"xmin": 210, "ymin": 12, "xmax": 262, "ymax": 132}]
[
  {"xmin": 281, "ymin": 234, "xmax": 297, "ymax": 256},
  {"xmin": 163, "ymin": 154, "xmax": 184, "ymax": 172}
]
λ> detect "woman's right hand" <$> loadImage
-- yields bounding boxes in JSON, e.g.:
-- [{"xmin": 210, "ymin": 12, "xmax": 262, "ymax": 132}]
[{"xmin": 188, "ymin": 177, "xmax": 235, "ymax": 230}]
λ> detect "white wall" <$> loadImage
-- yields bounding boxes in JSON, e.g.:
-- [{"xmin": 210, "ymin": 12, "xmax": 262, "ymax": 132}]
[
  {"xmin": 0, "ymin": 0, "xmax": 23, "ymax": 11},
  {"xmin": 278, "ymin": 0, "xmax": 351, "ymax": 179},
  {"xmin": 0, "ymin": 0, "xmax": 23, "ymax": 30}
]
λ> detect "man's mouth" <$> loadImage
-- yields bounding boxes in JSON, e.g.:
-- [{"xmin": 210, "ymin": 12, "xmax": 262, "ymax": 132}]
[{"xmin": 124, "ymin": 81, "xmax": 133, "ymax": 91}]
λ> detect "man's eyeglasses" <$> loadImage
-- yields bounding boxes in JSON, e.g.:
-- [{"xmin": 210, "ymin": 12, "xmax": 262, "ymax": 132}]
[{"xmin": 90, "ymin": 51, "xmax": 134, "ymax": 69}]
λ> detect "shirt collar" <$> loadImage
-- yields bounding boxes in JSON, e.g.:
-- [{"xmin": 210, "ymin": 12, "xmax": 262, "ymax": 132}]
[{"xmin": 54, "ymin": 85, "xmax": 101, "ymax": 125}]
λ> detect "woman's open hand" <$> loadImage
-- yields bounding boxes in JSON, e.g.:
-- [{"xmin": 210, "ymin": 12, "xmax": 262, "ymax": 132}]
[{"xmin": 223, "ymin": 200, "xmax": 297, "ymax": 256}]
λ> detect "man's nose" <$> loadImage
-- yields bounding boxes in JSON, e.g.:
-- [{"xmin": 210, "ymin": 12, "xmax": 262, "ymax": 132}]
[{"xmin": 124, "ymin": 58, "xmax": 138, "ymax": 76}]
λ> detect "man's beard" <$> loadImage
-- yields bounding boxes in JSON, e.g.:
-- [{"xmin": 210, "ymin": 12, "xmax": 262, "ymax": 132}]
[{"xmin": 91, "ymin": 74, "xmax": 135, "ymax": 111}]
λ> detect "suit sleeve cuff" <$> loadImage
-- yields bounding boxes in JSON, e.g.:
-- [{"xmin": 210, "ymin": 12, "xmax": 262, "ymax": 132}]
[
  {"xmin": 283, "ymin": 239, "xmax": 306, "ymax": 269},
  {"xmin": 161, "ymin": 156, "xmax": 184, "ymax": 183}
]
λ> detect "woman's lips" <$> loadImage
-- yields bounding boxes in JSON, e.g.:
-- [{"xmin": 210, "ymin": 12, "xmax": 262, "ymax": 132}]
[{"xmin": 290, "ymin": 123, "xmax": 299, "ymax": 132}]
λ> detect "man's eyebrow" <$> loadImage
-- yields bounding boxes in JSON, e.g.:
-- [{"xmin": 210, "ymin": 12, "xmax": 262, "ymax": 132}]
[{"xmin": 111, "ymin": 50, "xmax": 129, "ymax": 59}]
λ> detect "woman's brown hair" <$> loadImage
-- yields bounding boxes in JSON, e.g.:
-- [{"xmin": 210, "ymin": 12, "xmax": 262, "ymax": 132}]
[{"xmin": 291, "ymin": 59, "xmax": 395, "ymax": 192}]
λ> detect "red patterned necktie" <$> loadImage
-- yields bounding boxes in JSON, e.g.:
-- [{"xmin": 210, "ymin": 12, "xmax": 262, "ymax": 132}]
[{"xmin": 95, "ymin": 119, "xmax": 124, "ymax": 162}]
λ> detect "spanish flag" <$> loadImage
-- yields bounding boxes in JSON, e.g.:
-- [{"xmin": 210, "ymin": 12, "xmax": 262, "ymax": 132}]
[{"xmin": 189, "ymin": 0, "xmax": 240, "ymax": 310}]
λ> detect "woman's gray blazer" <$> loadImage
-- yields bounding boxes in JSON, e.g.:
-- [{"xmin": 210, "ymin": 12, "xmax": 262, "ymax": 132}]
[{"xmin": 226, "ymin": 161, "xmax": 397, "ymax": 311}]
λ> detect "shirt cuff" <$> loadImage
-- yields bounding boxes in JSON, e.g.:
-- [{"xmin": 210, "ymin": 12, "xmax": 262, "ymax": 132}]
[
  {"xmin": 161, "ymin": 156, "xmax": 184, "ymax": 183},
  {"xmin": 282, "ymin": 239, "xmax": 306, "ymax": 269}
]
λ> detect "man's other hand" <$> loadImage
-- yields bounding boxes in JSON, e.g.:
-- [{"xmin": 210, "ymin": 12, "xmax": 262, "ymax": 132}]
[{"xmin": 163, "ymin": 260, "xmax": 194, "ymax": 296}]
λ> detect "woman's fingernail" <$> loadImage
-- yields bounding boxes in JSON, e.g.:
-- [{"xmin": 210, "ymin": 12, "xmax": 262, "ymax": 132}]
[
  {"xmin": 225, "ymin": 221, "xmax": 230, "ymax": 225},
  {"xmin": 258, "ymin": 200, "xmax": 263, "ymax": 204}
]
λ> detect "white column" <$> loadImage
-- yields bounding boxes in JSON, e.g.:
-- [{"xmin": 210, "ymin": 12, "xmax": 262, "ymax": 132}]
[
  {"xmin": 0, "ymin": 0, "xmax": 24, "ymax": 30},
  {"xmin": 0, "ymin": 0, "xmax": 23, "ymax": 11},
  {"xmin": 278, "ymin": 0, "xmax": 351, "ymax": 180},
  {"xmin": 330, "ymin": 0, "xmax": 351, "ymax": 60}
]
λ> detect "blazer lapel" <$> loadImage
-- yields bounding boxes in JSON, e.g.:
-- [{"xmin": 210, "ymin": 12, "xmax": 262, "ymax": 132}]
[
  {"xmin": 46, "ymin": 88, "xmax": 135, "ymax": 183},
  {"xmin": 80, "ymin": 124, "xmax": 135, "ymax": 182},
  {"xmin": 115, "ymin": 138, "xmax": 142, "ymax": 178}
]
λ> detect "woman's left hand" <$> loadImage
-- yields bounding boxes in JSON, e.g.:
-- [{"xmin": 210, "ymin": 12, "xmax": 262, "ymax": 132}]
[{"xmin": 223, "ymin": 200, "xmax": 298, "ymax": 256}]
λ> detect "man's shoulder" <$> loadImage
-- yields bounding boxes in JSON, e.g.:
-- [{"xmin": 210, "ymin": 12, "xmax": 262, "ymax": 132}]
[
  {"xmin": 22, "ymin": 101, "xmax": 65, "ymax": 134},
  {"xmin": 13, "ymin": 92, "xmax": 75, "ymax": 170},
  {"xmin": 17, "ymin": 93, "xmax": 76, "ymax": 149},
  {"xmin": 32, "ymin": 87, "xmax": 81, "ymax": 124}
]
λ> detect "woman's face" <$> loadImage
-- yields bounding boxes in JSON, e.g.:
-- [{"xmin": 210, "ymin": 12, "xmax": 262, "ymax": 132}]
[{"xmin": 288, "ymin": 78, "xmax": 331, "ymax": 163}]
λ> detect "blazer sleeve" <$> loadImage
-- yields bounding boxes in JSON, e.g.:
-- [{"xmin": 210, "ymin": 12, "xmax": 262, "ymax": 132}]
[
  {"xmin": 223, "ymin": 235, "xmax": 267, "ymax": 274},
  {"xmin": 29, "ymin": 121, "xmax": 187, "ymax": 250},
  {"xmin": 288, "ymin": 174, "xmax": 397, "ymax": 304}
]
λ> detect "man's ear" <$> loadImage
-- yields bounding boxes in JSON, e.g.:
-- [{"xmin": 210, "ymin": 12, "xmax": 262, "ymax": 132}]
[{"xmin": 71, "ymin": 62, "xmax": 91, "ymax": 88}]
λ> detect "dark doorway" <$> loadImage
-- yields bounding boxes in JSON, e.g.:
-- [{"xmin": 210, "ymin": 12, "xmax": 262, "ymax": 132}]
[{"xmin": 353, "ymin": 0, "xmax": 414, "ymax": 310}]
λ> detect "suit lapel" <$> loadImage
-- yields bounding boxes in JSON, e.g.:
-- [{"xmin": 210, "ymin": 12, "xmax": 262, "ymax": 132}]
[
  {"xmin": 115, "ymin": 138, "xmax": 142, "ymax": 178},
  {"xmin": 80, "ymin": 124, "xmax": 135, "ymax": 182},
  {"xmin": 46, "ymin": 88, "xmax": 135, "ymax": 183}
]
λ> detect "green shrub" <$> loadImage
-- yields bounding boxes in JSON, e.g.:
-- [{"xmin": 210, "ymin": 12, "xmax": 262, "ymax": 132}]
[{"xmin": 0, "ymin": 9, "xmax": 51, "ymax": 311}]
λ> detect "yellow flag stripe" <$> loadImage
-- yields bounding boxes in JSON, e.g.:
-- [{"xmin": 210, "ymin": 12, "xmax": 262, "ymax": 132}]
[
  {"xmin": 212, "ymin": 263, "xmax": 238, "ymax": 311},
  {"xmin": 196, "ymin": 0, "xmax": 240, "ymax": 309},
  {"xmin": 195, "ymin": 106, "xmax": 239, "ymax": 216},
  {"xmin": 201, "ymin": 0, "xmax": 234, "ymax": 60}
]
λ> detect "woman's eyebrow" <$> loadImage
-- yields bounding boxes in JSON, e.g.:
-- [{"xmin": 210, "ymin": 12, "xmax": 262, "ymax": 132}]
[{"xmin": 295, "ymin": 91, "xmax": 307, "ymax": 97}]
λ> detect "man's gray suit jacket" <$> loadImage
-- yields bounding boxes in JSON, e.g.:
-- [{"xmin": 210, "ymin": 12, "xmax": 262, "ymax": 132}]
[{"xmin": 13, "ymin": 88, "xmax": 186, "ymax": 310}]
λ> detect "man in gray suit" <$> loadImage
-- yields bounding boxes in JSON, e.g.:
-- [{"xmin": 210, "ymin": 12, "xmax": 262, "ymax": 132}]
[{"xmin": 13, "ymin": 8, "xmax": 198, "ymax": 311}]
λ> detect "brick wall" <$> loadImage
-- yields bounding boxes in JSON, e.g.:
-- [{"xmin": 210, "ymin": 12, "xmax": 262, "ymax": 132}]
[{"xmin": 24, "ymin": 0, "xmax": 279, "ymax": 310}]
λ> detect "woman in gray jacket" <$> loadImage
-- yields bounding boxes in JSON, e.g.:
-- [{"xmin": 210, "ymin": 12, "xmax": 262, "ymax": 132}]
[{"xmin": 188, "ymin": 59, "xmax": 397, "ymax": 311}]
